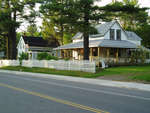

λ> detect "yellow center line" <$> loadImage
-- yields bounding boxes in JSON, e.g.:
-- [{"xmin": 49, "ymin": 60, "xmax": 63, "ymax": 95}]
[{"xmin": 0, "ymin": 83, "xmax": 109, "ymax": 113}]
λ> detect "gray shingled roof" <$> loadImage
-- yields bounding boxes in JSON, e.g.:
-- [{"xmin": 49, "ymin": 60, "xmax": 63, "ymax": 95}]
[
  {"xmin": 125, "ymin": 31, "xmax": 142, "ymax": 41},
  {"xmin": 72, "ymin": 20, "xmax": 142, "ymax": 41},
  {"xmin": 72, "ymin": 21, "xmax": 116, "ymax": 40},
  {"xmin": 95, "ymin": 20, "xmax": 116, "ymax": 35},
  {"xmin": 72, "ymin": 32, "xmax": 83, "ymax": 39},
  {"xmin": 54, "ymin": 39, "xmax": 137, "ymax": 50}
]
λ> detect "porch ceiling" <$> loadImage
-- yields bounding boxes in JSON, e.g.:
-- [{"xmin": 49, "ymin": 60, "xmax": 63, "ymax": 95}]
[{"xmin": 54, "ymin": 39, "xmax": 138, "ymax": 50}]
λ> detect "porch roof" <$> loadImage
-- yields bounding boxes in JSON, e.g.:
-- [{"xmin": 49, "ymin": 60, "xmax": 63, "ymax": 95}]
[{"xmin": 54, "ymin": 39, "xmax": 138, "ymax": 50}]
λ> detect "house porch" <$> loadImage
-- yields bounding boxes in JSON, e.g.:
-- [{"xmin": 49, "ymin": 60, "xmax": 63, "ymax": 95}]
[{"xmin": 57, "ymin": 47, "xmax": 132, "ymax": 64}]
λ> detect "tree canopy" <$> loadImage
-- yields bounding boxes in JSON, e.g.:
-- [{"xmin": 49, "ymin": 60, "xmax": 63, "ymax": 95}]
[
  {"xmin": 0, "ymin": 0, "xmax": 150, "ymax": 60},
  {"xmin": 0, "ymin": 0, "xmax": 38, "ymax": 59}
]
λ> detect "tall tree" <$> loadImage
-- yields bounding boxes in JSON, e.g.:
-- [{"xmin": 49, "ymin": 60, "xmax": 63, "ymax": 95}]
[
  {"xmin": 105, "ymin": 1, "xmax": 148, "ymax": 30},
  {"xmin": 40, "ymin": 0, "xmax": 149, "ymax": 60},
  {"xmin": 40, "ymin": 0, "xmax": 103, "ymax": 60},
  {"xmin": 136, "ymin": 24, "xmax": 150, "ymax": 48},
  {"xmin": 41, "ymin": 18, "xmax": 60, "ymax": 45},
  {"xmin": 40, "ymin": 0, "xmax": 70, "ymax": 45},
  {"xmin": 0, "ymin": 0, "xmax": 38, "ymax": 59}
]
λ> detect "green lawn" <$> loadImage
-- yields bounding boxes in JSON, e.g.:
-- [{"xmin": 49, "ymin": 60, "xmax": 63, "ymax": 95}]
[
  {"xmin": 99, "ymin": 64, "xmax": 150, "ymax": 82},
  {"xmin": 1, "ymin": 64, "xmax": 150, "ymax": 83},
  {"xmin": 0, "ymin": 66, "xmax": 99, "ymax": 78}
]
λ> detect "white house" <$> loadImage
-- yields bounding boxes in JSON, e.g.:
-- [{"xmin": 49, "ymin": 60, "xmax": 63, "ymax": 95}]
[
  {"xmin": 54, "ymin": 20, "xmax": 149, "ymax": 63},
  {"xmin": 17, "ymin": 36, "xmax": 59, "ymax": 59}
]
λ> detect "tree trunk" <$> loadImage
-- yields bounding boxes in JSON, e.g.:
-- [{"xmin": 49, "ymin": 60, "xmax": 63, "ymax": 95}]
[
  {"xmin": 83, "ymin": 32, "xmax": 89, "ymax": 60},
  {"xmin": 8, "ymin": 11, "xmax": 17, "ymax": 59},
  {"xmin": 11, "ymin": 29, "xmax": 17, "ymax": 59},
  {"xmin": 11, "ymin": 11, "xmax": 17, "ymax": 59},
  {"xmin": 60, "ymin": 23, "xmax": 64, "ymax": 45},
  {"xmin": 83, "ymin": 3, "xmax": 90, "ymax": 60}
]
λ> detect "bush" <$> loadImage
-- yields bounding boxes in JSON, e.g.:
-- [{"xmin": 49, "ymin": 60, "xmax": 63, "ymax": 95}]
[
  {"xmin": 19, "ymin": 52, "xmax": 28, "ymax": 60},
  {"xmin": 130, "ymin": 46, "xmax": 149, "ymax": 64},
  {"xmin": 37, "ymin": 52, "xmax": 59, "ymax": 60},
  {"xmin": 18, "ymin": 52, "xmax": 28, "ymax": 66}
]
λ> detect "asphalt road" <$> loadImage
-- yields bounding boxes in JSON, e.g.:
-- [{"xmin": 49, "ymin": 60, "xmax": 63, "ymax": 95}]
[{"xmin": 0, "ymin": 72, "xmax": 150, "ymax": 113}]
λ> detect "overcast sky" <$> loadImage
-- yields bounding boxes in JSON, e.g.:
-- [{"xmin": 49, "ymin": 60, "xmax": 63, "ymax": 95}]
[{"xmin": 18, "ymin": 0, "xmax": 150, "ymax": 32}]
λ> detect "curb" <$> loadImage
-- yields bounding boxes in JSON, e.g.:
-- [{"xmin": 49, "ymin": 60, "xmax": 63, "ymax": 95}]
[{"xmin": 0, "ymin": 70, "xmax": 150, "ymax": 92}]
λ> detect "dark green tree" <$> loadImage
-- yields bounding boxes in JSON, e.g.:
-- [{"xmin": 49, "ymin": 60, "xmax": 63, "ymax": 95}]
[
  {"xmin": 136, "ymin": 24, "xmax": 150, "ymax": 48},
  {"xmin": 0, "ymin": 36, "xmax": 6, "ymax": 53},
  {"xmin": 0, "ymin": 0, "xmax": 39, "ymax": 59},
  {"xmin": 103, "ymin": 1, "xmax": 149, "ymax": 30},
  {"xmin": 40, "ymin": 0, "xmax": 103, "ymax": 60},
  {"xmin": 40, "ymin": 18, "xmax": 60, "ymax": 46},
  {"xmin": 40, "ymin": 0, "xmax": 149, "ymax": 60},
  {"xmin": 40, "ymin": 0, "xmax": 69, "ymax": 45}
]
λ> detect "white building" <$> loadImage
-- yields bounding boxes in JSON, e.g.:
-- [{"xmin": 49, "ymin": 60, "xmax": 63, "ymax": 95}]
[
  {"xmin": 17, "ymin": 36, "xmax": 59, "ymax": 59},
  {"xmin": 55, "ymin": 20, "xmax": 149, "ymax": 63}
]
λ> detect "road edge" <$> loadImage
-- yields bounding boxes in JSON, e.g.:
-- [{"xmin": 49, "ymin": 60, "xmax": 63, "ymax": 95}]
[{"xmin": 0, "ymin": 69, "xmax": 150, "ymax": 92}]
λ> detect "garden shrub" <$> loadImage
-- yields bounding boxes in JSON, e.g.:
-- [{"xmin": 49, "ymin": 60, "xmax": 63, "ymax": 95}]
[
  {"xmin": 37, "ymin": 52, "xmax": 59, "ymax": 60},
  {"xmin": 130, "ymin": 46, "xmax": 149, "ymax": 64},
  {"xmin": 19, "ymin": 52, "xmax": 28, "ymax": 66}
]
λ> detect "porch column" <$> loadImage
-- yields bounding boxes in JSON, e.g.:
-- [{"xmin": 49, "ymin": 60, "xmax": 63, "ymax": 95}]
[
  {"xmin": 79, "ymin": 49, "xmax": 81, "ymax": 60},
  {"xmin": 107, "ymin": 48, "xmax": 110, "ymax": 58},
  {"xmin": 56, "ymin": 50, "xmax": 58, "ymax": 57},
  {"xmin": 64, "ymin": 50, "xmax": 67, "ymax": 58},
  {"xmin": 60, "ymin": 50, "xmax": 62, "ymax": 58},
  {"xmin": 60, "ymin": 50, "xmax": 63, "ymax": 58},
  {"xmin": 70, "ymin": 50, "xmax": 73, "ymax": 59},
  {"xmin": 98, "ymin": 47, "xmax": 100, "ymax": 57},
  {"xmin": 32, "ymin": 52, "xmax": 34, "ymax": 60},
  {"xmin": 90, "ymin": 48, "xmax": 93, "ymax": 61},
  {"xmin": 98, "ymin": 47, "xmax": 101, "ymax": 67},
  {"xmin": 101, "ymin": 48, "xmax": 103, "ymax": 58}
]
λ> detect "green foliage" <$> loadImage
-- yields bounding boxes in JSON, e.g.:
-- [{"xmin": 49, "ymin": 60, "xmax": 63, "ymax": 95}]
[
  {"xmin": 0, "ymin": 0, "xmax": 40, "ymax": 59},
  {"xmin": 0, "ymin": 36, "xmax": 6, "ymax": 52},
  {"xmin": 19, "ymin": 52, "xmax": 28, "ymax": 66},
  {"xmin": 40, "ymin": 0, "xmax": 108, "ymax": 60},
  {"xmin": 130, "ymin": 46, "xmax": 149, "ymax": 64},
  {"xmin": 104, "ymin": 1, "xmax": 149, "ymax": 30},
  {"xmin": 135, "ymin": 24, "xmax": 150, "ymax": 47},
  {"xmin": 1, "ymin": 64, "xmax": 150, "ymax": 82},
  {"xmin": 63, "ymin": 33, "xmax": 72, "ymax": 44},
  {"xmin": 40, "ymin": 1, "xmax": 77, "ymax": 45},
  {"xmin": 19, "ymin": 53, "xmax": 29, "ymax": 60},
  {"xmin": 37, "ymin": 52, "xmax": 59, "ymax": 60},
  {"xmin": 123, "ymin": 0, "xmax": 139, "ymax": 6},
  {"xmin": 103, "ymin": 1, "xmax": 150, "ymax": 47},
  {"xmin": 25, "ymin": 24, "xmax": 42, "ymax": 37},
  {"xmin": 40, "ymin": 0, "xmax": 149, "ymax": 60},
  {"xmin": 41, "ymin": 19, "xmax": 60, "ymax": 46}
]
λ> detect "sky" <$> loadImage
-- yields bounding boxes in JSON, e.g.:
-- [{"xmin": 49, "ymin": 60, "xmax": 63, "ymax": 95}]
[{"xmin": 18, "ymin": 0, "xmax": 150, "ymax": 32}]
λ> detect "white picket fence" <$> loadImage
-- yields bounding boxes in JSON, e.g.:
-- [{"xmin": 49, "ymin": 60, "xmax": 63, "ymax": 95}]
[
  {"xmin": 0, "ymin": 60, "xmax": 20, "ymax": 67},
  {"xmin": 0, "ymin": 60, "xmax": 96, "ymax": 73}
]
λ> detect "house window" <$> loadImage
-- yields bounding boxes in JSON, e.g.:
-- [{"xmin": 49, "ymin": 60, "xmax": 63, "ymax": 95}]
[
  {"xmin": 110, "ymin": 29, "xmax": 115, "ymax": 40},
  {"xmin": 117, "ymin": 29, "xmax": 121, "ymax": 40}
]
